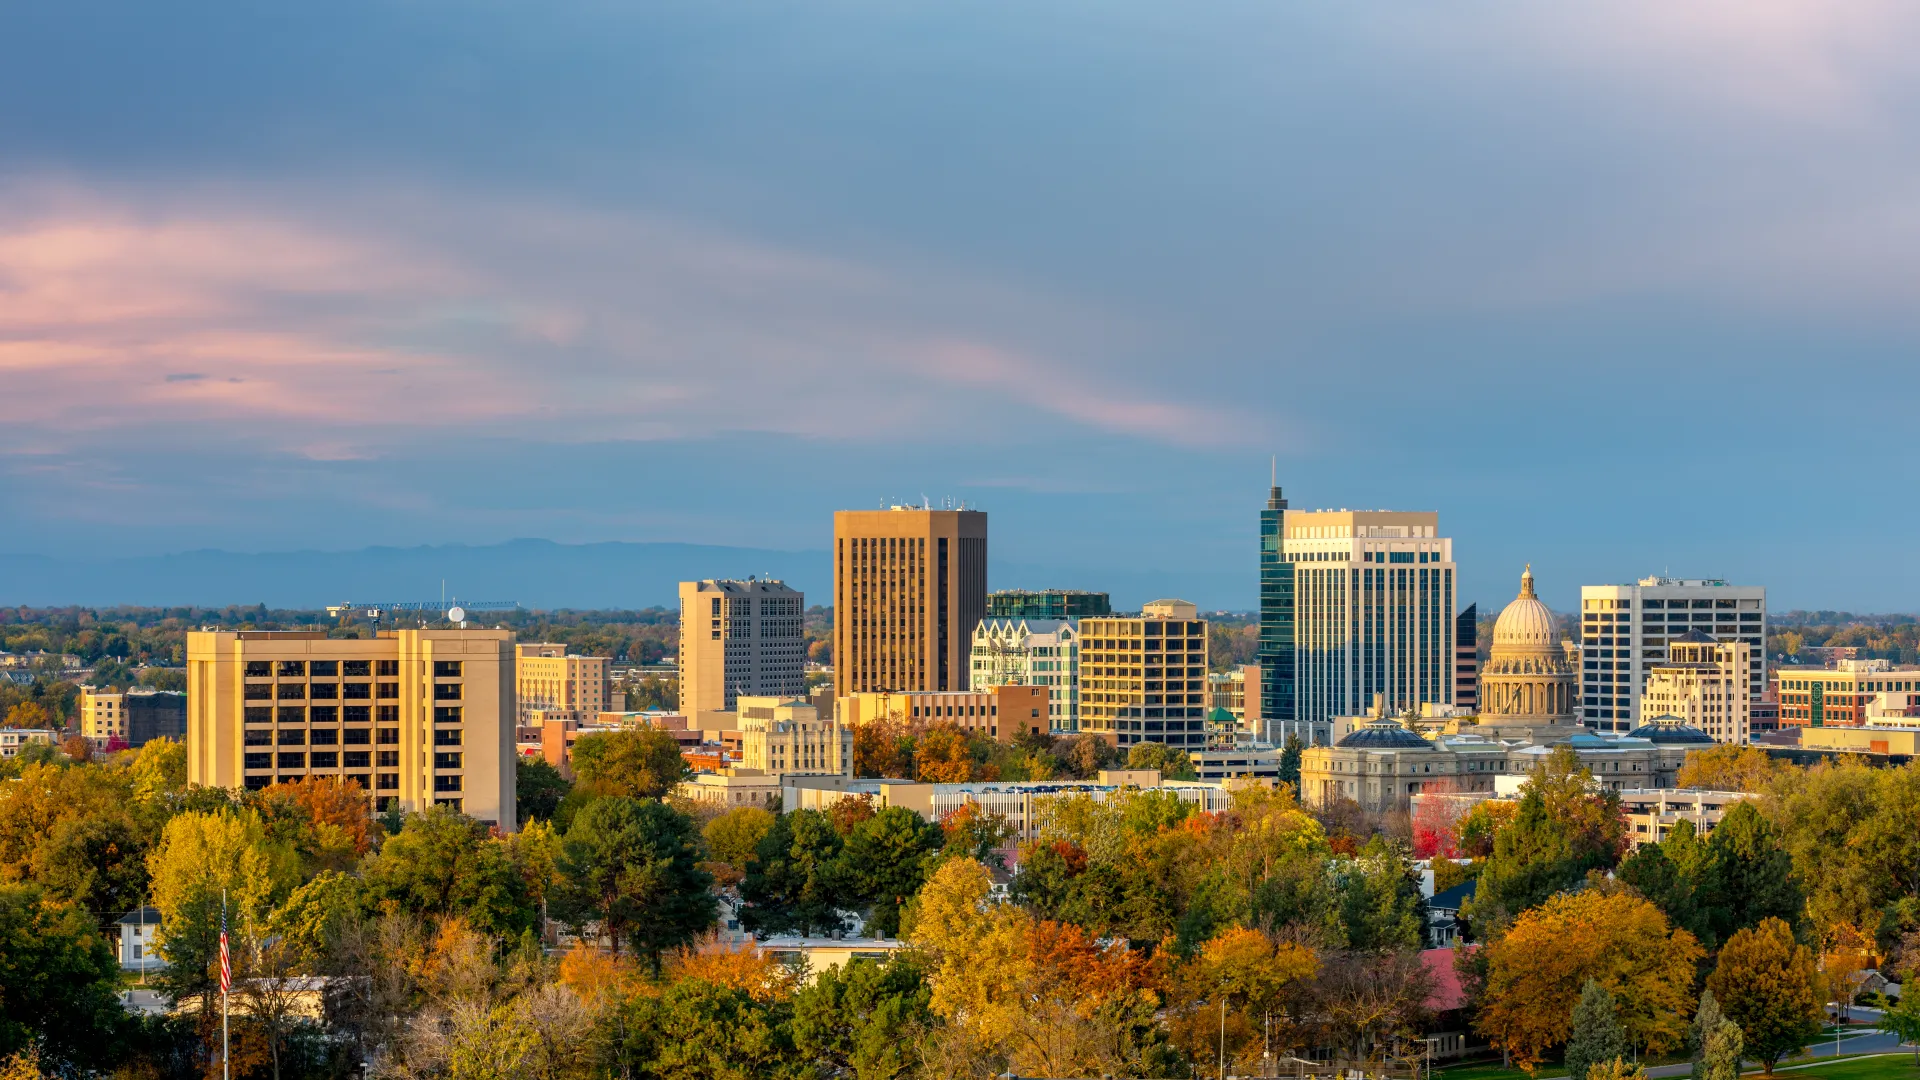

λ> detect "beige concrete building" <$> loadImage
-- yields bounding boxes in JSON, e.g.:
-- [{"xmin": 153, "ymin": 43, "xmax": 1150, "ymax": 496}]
[
  {"xmin": 514, "ymin": 644, "xmax": 609, "ymax": 726},
  {"xmin": 1799, "ymin": 724, "xmax": 1920, "ymax": 757},
  {"xmin": 1078, "ymin": 600, "xmax": 1210, "ymax": 749},
  {"xmin": 833, "ymin": 507, "xmax": 987, "ymax": 699},
  {"xmin": 837, "ymin": 685, "xmax": 1053, "ymax": 742},
  {"xmin": 1283, "ymin": 510, "xmax": 1458, "ymax": 731},
  {"xmin": 677, "ymin": 579, "xmax": 806, "ymax": 725},
  {"xmin": 736, "ymin": 695, "xmax": 852, "ymax": 778},
  {"xmin": 185, "ymin": 629, "xmax": 518, "ymax": 830},
  {"xmin": 677, "ymin": 769, "xmax": 783, "ymax": 809},
  {"xmin": 1620, "ymin": 788, "xmax": 1754, "ymax": 848},
  {"xmin": 1579, "ymin": 578, "xmax": 1766, "ymax": 732},
  {"xmin": 79, "ymin": 686, "xmax": 125, "ymax": 745},
  {"xmin": 1641, "ymin": 632, "xmax": 1752, "ymax": 744}
]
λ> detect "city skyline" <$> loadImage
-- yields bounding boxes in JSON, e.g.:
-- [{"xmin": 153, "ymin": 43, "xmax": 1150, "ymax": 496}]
[{"xmin": 7, "ymin": 4, "xmax": 1920, "ymax": 612}]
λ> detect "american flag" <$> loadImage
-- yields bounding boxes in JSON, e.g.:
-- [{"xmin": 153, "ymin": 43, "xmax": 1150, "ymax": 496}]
[{"xmin": 218, "ymin": 904, "xmax": 231, "ymax": 996}]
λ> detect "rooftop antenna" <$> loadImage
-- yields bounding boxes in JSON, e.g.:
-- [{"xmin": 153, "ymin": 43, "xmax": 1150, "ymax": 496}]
[{"xmin": 1271, "ymin": 455, "xmax": 1276, "ymax": 486}]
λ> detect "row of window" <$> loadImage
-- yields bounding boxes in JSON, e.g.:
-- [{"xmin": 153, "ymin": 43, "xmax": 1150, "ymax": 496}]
[
  {"xmin": 243, "ymin": 659, "xmax": 464, "ymax": 678},
  {"xmin": 243, "ymin": 705, "xmax": 464, "ymax": 724},
  {"xmin": 244, "ymin": 681, "xmax": 395, "ymax": 701}
]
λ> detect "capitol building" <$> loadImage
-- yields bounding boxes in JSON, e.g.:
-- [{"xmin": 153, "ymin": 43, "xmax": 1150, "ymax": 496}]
[{"xmin": 1298, "ymin": 566, "xmax": 1711, "ymax": 813}]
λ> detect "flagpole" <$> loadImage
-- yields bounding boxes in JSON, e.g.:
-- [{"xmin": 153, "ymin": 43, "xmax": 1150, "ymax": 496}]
[{"xmin": 221, "ymin": 889, "xmax": 230, "ymax": 1080}]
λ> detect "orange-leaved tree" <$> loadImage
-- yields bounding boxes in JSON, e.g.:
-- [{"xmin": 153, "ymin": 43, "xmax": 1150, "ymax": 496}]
[
  {"xmin": 1477, "ymin": 890, "xmax": 1701, "ymax": 1072},
  {"xmin": 1707, "ymin": 917, "xmax": 1822, "ymax": 1074}
]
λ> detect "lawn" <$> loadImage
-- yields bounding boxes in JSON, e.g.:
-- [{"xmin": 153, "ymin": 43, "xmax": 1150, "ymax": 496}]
[{"xmin": 1771, "ymin": 1054, "xmax": 1920, "ymax": 1080}]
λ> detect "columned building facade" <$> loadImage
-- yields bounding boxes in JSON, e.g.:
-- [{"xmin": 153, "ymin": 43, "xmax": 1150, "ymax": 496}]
[{"xmin": 1479, "ymin": 567, "xmax": 1580, "ymax": 724}]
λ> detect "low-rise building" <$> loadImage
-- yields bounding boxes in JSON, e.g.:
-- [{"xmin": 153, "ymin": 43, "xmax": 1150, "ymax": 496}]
[
  {"xmin": 837, "ymin": 686, "xmax": 1050, "ymax": 742},
  {"xmin": 780, "ymin": 770, "xmax": 1233, "ymax": 841},
  {"xmin": 678, "ymin": 769, "xmax": 783, "ymax": 809},
  {"xmin": 1190, "ymin": 746, "xmax": 1284, "ymax": 783},
  {"xmin": 758, "ymin": 937, "xmax": 911, "ymax": 979},
  {"xmin": 1799, "ymin": 724, "xmax": 1920, "ymax": 760},
  {"xmin": 737, "ymin": 696, "xmax": 852, "ymax": 778},
  {"xmin": 116, "ymin": 907, "xmax": 166, "ymax": 972},
  {"xmin": 0, "ymin": 728, "xmax": 61, "ymax": 758},
  {"xmin": 1776, "ymin": 659, "xmax": 1920, "ymax": 728},
  {"xmin": 1619, "ymin": 788, "xmax": 1754, "ymax": 848}
]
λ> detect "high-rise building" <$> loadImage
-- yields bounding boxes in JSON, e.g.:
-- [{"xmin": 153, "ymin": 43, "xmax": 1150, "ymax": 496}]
[
  {"xmin": 1453, "ymin": 604, "xmax": 1479, "ymax": 712},
  {"xmin": 1078, "ymin": 599, "xmax": 1209, "ymax": 748},
  {"xmin": 514, "ymin": 644, "xmax": 609, "ymax": 725},
  {"xmin": 185, "ymin": 629, "xmax": 517, "ymax": 829},
  {"xmin": 1256, "ymin": 485, "xmax": 1298, "ymax": 745},
  {"xmin": 1641, "ymin": 631, "xmax": 1752, "ymax": 744},
  {"xmin": 1578, "ymin": 578, "xmax": 1765, "ymax": 731},
  {"xmin": 986, "ymin": 590, "xmax": 1111, "ymax": 620},
  {"xmin": 833, "ymin": 507, "xmax": 986, "ymax": 699},
  {"xmin": 677, "ymin": 579, "xmax": 806, "ymax": 721},
  {"xmin": 969, "ymin": 618, "xmax": 1081, "ymax": 732},
  {"xmin": 1283, "ymin": 509, "xmax": 1457, "ymax": 740}
]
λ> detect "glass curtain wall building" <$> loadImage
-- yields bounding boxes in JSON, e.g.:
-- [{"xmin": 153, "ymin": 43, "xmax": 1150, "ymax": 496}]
[{"xmin": 1257, "ymin": 486, "xmax": 1300, "ymax": 745}]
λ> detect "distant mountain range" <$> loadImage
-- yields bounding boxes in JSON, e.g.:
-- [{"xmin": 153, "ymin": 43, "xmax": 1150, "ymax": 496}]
[{"xmin": 0, "ymin": 539, "xmax": 1254, "ymax": 611}]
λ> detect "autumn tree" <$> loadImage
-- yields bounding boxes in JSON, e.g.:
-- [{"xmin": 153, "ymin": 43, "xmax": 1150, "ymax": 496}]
[
  {"xmin": 569, "ymin": 728, "xmax": 690, "ymax": 799},
  {"xmin": 1477, "ymin": 890, "xmax": 1701, "ymax": 1071},
  {"xmin": 1125, "ymin": 740, "xmax": 1198, "ymax": 780},
  {"xmin": 703, "ymin": 805, "xmax": 776, "ymax": 876},
  {"xmin": 1707, "ymin": 917, "xmax": 1821, "ymax": 1074},
  {"xmin": 1677, "ymin": 745, "xmax": 1782, "ymax": 792},
  {"xmin": 915, "ymin": 723, "xmax": 991, "ymax": 783},
  {"xmin": 146, "ymin": 809, "xmax": 300, "ymax": 1016},
  {"xmin": 360, "ymin": 806, "xmax": 533, "ymax": 937},
  {"xmin": 1474, "ymin": 747, "xmax": 1624, "ymax": 925}
]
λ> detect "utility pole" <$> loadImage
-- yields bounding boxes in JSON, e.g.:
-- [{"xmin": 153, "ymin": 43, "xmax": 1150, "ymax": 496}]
[{"xmin": 1220, "ymin": 998, "xmax": 1228, "ymax": 1080}]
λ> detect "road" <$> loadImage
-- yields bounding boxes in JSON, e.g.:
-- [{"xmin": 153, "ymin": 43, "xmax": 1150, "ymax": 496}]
[{"xmin": 1638, "ymin": 1021, "xmax": 1904, "ymax": 1079}]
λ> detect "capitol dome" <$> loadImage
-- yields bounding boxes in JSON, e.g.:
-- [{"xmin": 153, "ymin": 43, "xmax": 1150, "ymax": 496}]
[
  {"xmin": 1493, "ymin": 565, "xmax": 1558, "ymax": 649},
  {"xmin": 1479, "ymin": 565, "xmax": 1579, "ymax": 725}
]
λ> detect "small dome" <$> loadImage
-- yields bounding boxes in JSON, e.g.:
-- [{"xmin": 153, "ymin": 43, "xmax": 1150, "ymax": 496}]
[
  {"xmin": 1627, "ymin": 715, "xmax": 1717, "ymax": 745},
  {"xmin": 1207, "ymin": 707, "xmax": 1236, "ymax": 723},
  {"xmin": 1493, "ymin": 565, "xmax": 1559, "ymax": 649},
  {"xmin": 1336, "ymin": 722, "xmax": 1434, "ymax": 750}
]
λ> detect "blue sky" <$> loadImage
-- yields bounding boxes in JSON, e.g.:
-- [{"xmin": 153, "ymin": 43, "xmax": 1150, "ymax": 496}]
[{"xmin": 3, "ymin": 1, "xmax": 1919, "ymax": 612}]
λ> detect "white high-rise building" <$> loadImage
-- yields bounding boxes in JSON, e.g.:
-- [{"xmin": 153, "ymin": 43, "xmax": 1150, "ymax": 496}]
[
  {"xmin": 1284, "ymin": 510, "xmax": 1457, "ymax": 743},
  {"xmin": 969, "ymin": 617, "xmax": 1081, "ymax": 733},
  {"xmin": 1579, "ymin": 578, "xmax": 1766, "ymax": 732}
]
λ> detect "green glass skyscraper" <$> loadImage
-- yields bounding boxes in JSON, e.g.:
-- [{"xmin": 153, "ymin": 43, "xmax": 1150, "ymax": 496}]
[{"xmin": 1257, "ymin": 484, "xmax": 1296, "ymax": 743}]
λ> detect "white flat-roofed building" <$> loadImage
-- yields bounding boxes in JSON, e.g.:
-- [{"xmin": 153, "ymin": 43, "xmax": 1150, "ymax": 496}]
[
  {"xmin": 1580, "ymin": 578, "xmax": 1765, "ymax": 732},
  {"xmin": 1641, "ymin": 632, "xmax": 1752, "ymax": 744},
  {"xmin": 1619, "ymin": 788, "xmax": 1755, "ymax": 848},
  {"xmin": 778, "ymin": 771, "xmax": 1233, "ymax": 841}
]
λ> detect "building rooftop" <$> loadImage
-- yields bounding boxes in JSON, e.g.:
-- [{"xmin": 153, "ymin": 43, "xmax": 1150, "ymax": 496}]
[{"xmin": 1335, "ymin": 723, "xmax": 1435, "ymax": 750}]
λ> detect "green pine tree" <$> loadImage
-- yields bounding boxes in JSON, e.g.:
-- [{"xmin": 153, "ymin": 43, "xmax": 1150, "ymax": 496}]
[
  {"xmin": 1279, "ymin": 733, "xmax": 1303, "ymax": 789},
  {"xmin": 1566, "ymin": 979, "xmax": 1629, "ymax": 1080}
]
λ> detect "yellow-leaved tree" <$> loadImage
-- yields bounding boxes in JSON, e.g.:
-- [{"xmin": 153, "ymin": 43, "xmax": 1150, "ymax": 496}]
[
  {"xmin": 1477, "ymin": 890, "xmax": 1701, "ymax": 1072},
  {"xmin": 146, "ymin": 809, "xmax": 300, "ymax": 1015}
]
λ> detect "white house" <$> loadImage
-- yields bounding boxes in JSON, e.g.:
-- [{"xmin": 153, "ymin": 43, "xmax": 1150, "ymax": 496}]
[{"xmin": 116, "ymin": 907, "xmax": 166, "ymax": 972}]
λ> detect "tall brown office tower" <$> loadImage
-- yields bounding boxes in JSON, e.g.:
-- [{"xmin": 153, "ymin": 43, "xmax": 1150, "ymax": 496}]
[{"xmin": 833, "ymin": 506, "xmax": 987, "ymax": 699}]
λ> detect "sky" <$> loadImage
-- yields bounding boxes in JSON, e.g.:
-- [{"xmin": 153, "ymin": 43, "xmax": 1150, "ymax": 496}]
[{"xmin": 4, "ymin": 1, "xmax": 1920, "ymax": 613}]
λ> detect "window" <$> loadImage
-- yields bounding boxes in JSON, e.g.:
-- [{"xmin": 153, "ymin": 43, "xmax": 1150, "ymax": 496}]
[
  {"xmin": 276, "ymin": 682, "xmax": 306, "ymax": 700},
  {"xmin": 376, "ymin": 683, "xmax": 398, "ymax": 699},
  {"xmin": 433, "ymin": 683, "xmax": 462, "ymax": 701},
  {"xmin": 344, "ymin": 751, "xmax": 371, "ymax": 768},
  {"xmin": 433, "ymin": 661, "xmax": 463, "ymax": 678},
  {"xmin": 245, "ymin": 775, "xmax": 272, "ymax": 790},
  {"xmin": 343, "ymin": 705, "xmax": 371, "ymax": 722},
  {"xmin": 310, "ymin": 660, "xmax": 338, "ymax": 676},
  {"xmin": 277, "ymin": 707, "xmax": 306, "ymax": 723},
  {"xmin": 376, "ymin": 660, "xmax": 398, "ymax": 677},
  {"xmin": 344, "ymin": 727, "xmax": 371, "ymax": 744},
  {"xmin": 277, "ymin": 661, "xmax": 306, "ymax": 677},
  {"xmin": 434, "ymin": 752, "xmax": 463, "ymax": 769},
  {"xmin": 434, "ymin": 728, "xmax": 463, "ymax": 746},
  {"xmin": 244, "ymin": 684, "xmax": 273, "ymax": 701},
  {"xmin": 376, "ymin": 774, "xmax": 398, "ymax": 790},
  {"xmin": 277, "ymin": 752, "xmax": 305, "ymax": 769},
  {"xmin": 277, "ymin": 728, "xmax": 306, "ymax": 745},
  {"xmin": 377, "ymin": 705, "xmax": 398, "ymax": 722},
  {"xmin": 376, "ymin": 728, "xmax": 399, "ymax": 745},
  {"xmin": 244, "ymin": 707, "xmax": 273, "ymax": 724},
  {"xmin": 434, "ymin": 774, "xmax": 463, "ymax": 792},
  {"xmin": 244, "ymin": 753, "xmax": 272, "ymax": 770},
  {"xmin": 310, "ymin": 752, "xmax": 338, "ymax": 768},
  {"xmin": 310, "ymin": 682, "xmax": 338, "ymax": 700},
  {"xmin": 309, "ymin": 706, "xmax": 337, "ymax": 723},
  {"xmin": 244, "ymin": 661, "xmax": 272, "ymax": 677},
  {"xmin": 244, "ymin": 729, "xmax": 272, "ymax": 746},
  {"xmin": 343, "ymin": 682, "xmax": 371, "ymax": 699},
  {"xmin": 310, "ymin": 728, "xmax": 339, "ymax": 745},
  {"xmin": 376, "ymin": 751, "xmax": 399, "ymax": 767},
  {"xmin": 343, "ymin": 660, "xmax": 370, "ymax": 677}
]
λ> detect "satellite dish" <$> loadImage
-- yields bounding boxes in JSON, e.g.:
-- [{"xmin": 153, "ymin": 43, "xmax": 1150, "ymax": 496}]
[{"xmin": 447, "ymin": 606, "xmax": 466, "ymax": 623}]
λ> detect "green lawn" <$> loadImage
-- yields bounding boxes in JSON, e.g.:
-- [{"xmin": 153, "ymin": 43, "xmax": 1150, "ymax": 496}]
[{"xmin": 1770, "ymin": 1054, "xmax": 1920, "ymax": 1080}]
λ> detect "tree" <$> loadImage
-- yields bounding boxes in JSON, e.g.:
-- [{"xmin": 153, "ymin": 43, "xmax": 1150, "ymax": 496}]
[
  {"xmin": 1331, "ymin": 841, "xmax": 1426, "ymax": 952},
  {"xmin": 0, "ymin": 885, "xmax": 124, "ymax": 1070},
  {"xmin": 1474, "ymin": 748, "xmax": 1624, "ymax": 925},
  {"xmin": 1477, "ymin": 890, "xmax": 1702, "ymax": 1071},
  {"xmin": 1677, "ymin": 745, "xmax": 1781, "ymax": 792},
  {"xmin": 1, "ymin": 702, "xmax": 51, "ymax": 729},
  {"xmin": 1701, "ymin": 801, "xmax": 1800, "ymax": 946},
  {"xmin": 516, "ymin": 756, "xmax": 570, "ymax": 825},
  {"xmin": 1708, "ymin": 917, "xmax": 1822, "ymax": 1074},
  {"xmin": 550, "ymin": 797, "xmax": 715, "ymax": 967},
  {"xmin": 147, "ymin": 809, "xmax": 299, "ymax": 1015},
  {"xmin": 1875, "ymin": 988, "xmax": 1920, "ymax": 1065},
  {"xmin": 268, "ymin": 870, "xmax": 366, "ymax": 969},
  {"xmin": 360, "ymin": 806, "xmax": 533, "ymax": 936},
  {"xmin": 1566, "ymin": 980, "xmax": 1629, "ymax": 1080},
  {"xmin": 570, "ymin": 729, "xmax": 691, "ymax": 799},
  {"xmin": 742, "ymin": 809, "xmax": 850, "ymax": 936},
  {"xmin": 915, "ymin": 723, "xmax": 989, "ymax": 783},
  {"xmin": 1693, "ymin": 991, "xmax": 1745, "ymax": 1080},
  {"xmin": 839, "ymin": 806, "xmax": 944, "ymax": 936},
  {"xmin": 1125, "ymin": 741, "xmax": 1197, "ymax": 780},
  {"xmin": 792, "ymin": 955, "xmax": 934, "ymax": 1080},
  {"xmin": 30, "ymin": 811, "xmax": 148, "ymax": 927},
  {"xmin": 704, "ymin": 806, "xmax": 777, "ymax": 875},
  {"xmin": 128, "ymin": 736, "xmax": 187, "ymax": 802},
  {"xmin": 1279, "ymin": 734, "xmax": 1303, "ymax": 790}
]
